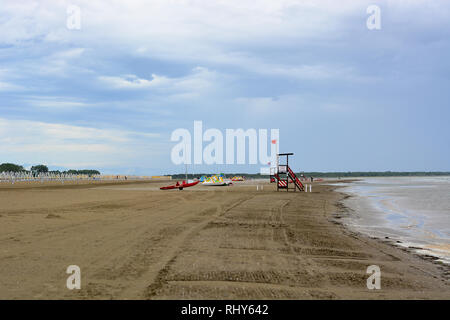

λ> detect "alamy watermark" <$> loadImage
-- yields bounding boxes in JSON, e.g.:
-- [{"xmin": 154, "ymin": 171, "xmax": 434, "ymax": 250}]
[
  {"xmin": 366, "ymin": 265, "xmax": 381, "ymax": 290},
  {"xmin": 66, "ymin": 265, "xmax": 81, "ymax": 290},
  {"xmin": 171, "ymin": 121, "xmax": 279, "ymax": 173},
  {"xmin": 67, "ymin": 5, "xmax": 81, "ymax": 30},
  {"xmin": 366, "ymin": 5, "xmax": 381, "ymax": 30}
]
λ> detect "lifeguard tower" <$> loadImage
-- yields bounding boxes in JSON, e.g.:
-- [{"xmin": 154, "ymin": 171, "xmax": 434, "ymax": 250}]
[{"xmin": 272, "ymin": 153, "xmax": 304, "ymax": 192}]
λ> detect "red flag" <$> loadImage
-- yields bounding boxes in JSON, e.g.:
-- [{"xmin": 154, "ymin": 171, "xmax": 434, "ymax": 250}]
[{"xmin": 271, "ymin": 139, "xmax": 277, "ymax": 144}]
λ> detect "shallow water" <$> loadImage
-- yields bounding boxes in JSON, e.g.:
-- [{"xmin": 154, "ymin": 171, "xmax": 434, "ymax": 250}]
[{"xmin": 331, "ymin": 177, "xmax": 450, "ymax": 264}]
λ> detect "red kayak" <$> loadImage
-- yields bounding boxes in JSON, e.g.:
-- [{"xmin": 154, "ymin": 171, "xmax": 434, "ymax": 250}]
[{"xmin": 160, "ymin": 180, "xmax": 200, "ymax": 190}]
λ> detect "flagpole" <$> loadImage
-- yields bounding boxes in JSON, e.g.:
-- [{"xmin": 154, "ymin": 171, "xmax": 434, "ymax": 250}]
[{"xmin": 185, "ymin": 143, "xmax": 188, "ymax": 180}]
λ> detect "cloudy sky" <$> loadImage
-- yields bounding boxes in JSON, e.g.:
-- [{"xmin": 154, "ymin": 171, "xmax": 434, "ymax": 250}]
[{"xmin": 1, "ymin": 0, "xmax": 449, "ymax": 174}]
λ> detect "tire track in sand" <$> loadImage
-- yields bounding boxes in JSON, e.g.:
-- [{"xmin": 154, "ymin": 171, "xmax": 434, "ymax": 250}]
[{"xmin": 117, "ymin": 195, "xmax": 253, "ymax": 299}]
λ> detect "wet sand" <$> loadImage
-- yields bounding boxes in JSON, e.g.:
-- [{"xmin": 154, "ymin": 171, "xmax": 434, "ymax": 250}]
[
  {"xmin": 0, "ymin": 179, "xmax": 448, "ymax": 299},
  {"xmin": 335, "ymin": 177, "xmax": 450, "ymax": 264}
]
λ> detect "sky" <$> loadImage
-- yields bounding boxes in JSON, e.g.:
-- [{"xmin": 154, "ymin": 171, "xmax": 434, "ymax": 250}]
[{"xmin": 0, "ymin": 0, "xmax": 449, "ymax": 175}]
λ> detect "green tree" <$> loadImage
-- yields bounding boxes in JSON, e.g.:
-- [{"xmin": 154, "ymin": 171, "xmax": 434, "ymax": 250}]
[
  {"xmin": 0, "ymin": 163, "xmax": 25, "ymax": 172},
  {"xmin": 31, "ymin": 164, "xmax": 49, "ymax": 174}
]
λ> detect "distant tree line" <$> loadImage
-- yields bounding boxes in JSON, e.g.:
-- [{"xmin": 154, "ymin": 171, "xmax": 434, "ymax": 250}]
[
  {"xmin": 170, "ymin": 171, "xmax": 450, "ymax": 179},
  {"xmin": 0, "ymin": 163, "xmax": 100, "ymax": 175},
  {"xmin": 66, "ymin": 169, "xmax": 101, "ymax": 175},
  {"xmin": 298, "ymin": 171, "xmax": 450, "ymax": 178}
]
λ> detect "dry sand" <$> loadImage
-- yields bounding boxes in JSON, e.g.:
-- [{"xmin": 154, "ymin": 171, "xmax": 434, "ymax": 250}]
[{"xmin": 0, "ymin": 179, "xmax": 448, "ymax": 299}]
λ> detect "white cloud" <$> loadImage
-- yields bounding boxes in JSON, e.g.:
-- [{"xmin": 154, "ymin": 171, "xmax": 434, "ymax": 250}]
[
  {"xmin": 234, "ymin": 94, "xmax": 356, "ymax": 116},
  {"xmin": 51, "ymin": 48, "xmax": 85, "ymax": 59},
  {"xmin": 0, "ymin": 81, "xmax": 23, "ymax": 91},
  {"xmin": 98, "ymin": 67, "xmax": 220, "ymax": 93},
  {"xmin": 24, "ymin": 96, "xmax": 90, "ymax": 109},
  {"xmin": 0, "ymin": 68, "xmax": 24, "ymax": 91},
  {"xmin": 2, "ymin": 0, "xmax": 446, "ymax": 86},
  {"xmin": 8, "ymin": 143, "xmax": 115, "ymax": 153},
  {"xmin": 98, "ymin": 74, "xmax": 169, "ymax": 89},
  {"xmin": 233, "ymin": 95, "xmax": 312, "ymax": 117},
  {"xmin": 0, "ymin": 0, "xmax": 375, "ymax": 77},
  {"xmin": 0, "ymin": 118, "xmax": 161, "ymax": 169},
  {"xmin": 36, "ymin": 47, "xmax": 89, "ymax": 75}
]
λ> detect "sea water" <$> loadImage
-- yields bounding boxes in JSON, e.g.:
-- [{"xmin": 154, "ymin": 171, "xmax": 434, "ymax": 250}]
[{"xmin": 332, "ymin": 177, "xmax": 450, "ymax": 264}]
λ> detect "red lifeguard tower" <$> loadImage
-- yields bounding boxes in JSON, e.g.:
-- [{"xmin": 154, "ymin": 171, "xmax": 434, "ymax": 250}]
[{"xmin": 272, "ymin": 153, "xmax": 304, "ymax": 192}]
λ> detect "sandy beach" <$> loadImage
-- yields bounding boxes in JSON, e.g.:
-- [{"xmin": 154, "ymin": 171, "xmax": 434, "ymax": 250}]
[{"xmin": 0, "ymin": 179, "xmax": 448, "ymax": 299}]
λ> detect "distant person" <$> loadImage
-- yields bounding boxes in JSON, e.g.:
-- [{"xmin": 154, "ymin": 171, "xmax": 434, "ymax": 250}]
[{"xmin": 310, "ymin": 176, "xmax": 314, "ymax": 182}]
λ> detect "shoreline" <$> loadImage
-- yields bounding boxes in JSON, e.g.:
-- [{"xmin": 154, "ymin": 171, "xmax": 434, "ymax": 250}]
[
  {"xmin": 330, "ymin": 183, "xmax": 450, "ymax": 283},
  {"xmin": 334, "ymin": 179, "xmax": 450, "ymax": 268},
  {"xmin": 0, "ymin": 179, "xmax": 448, "ymax": 299}
]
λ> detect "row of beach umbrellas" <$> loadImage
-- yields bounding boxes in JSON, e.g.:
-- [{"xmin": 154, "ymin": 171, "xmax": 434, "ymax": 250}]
[
  {"xmin": 0, "ymin": 172, "xmax": 161, "ymax": 183},
  {"xmin": 0, "ymin": 171, "xmax": 100, "ymax": 183}
]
